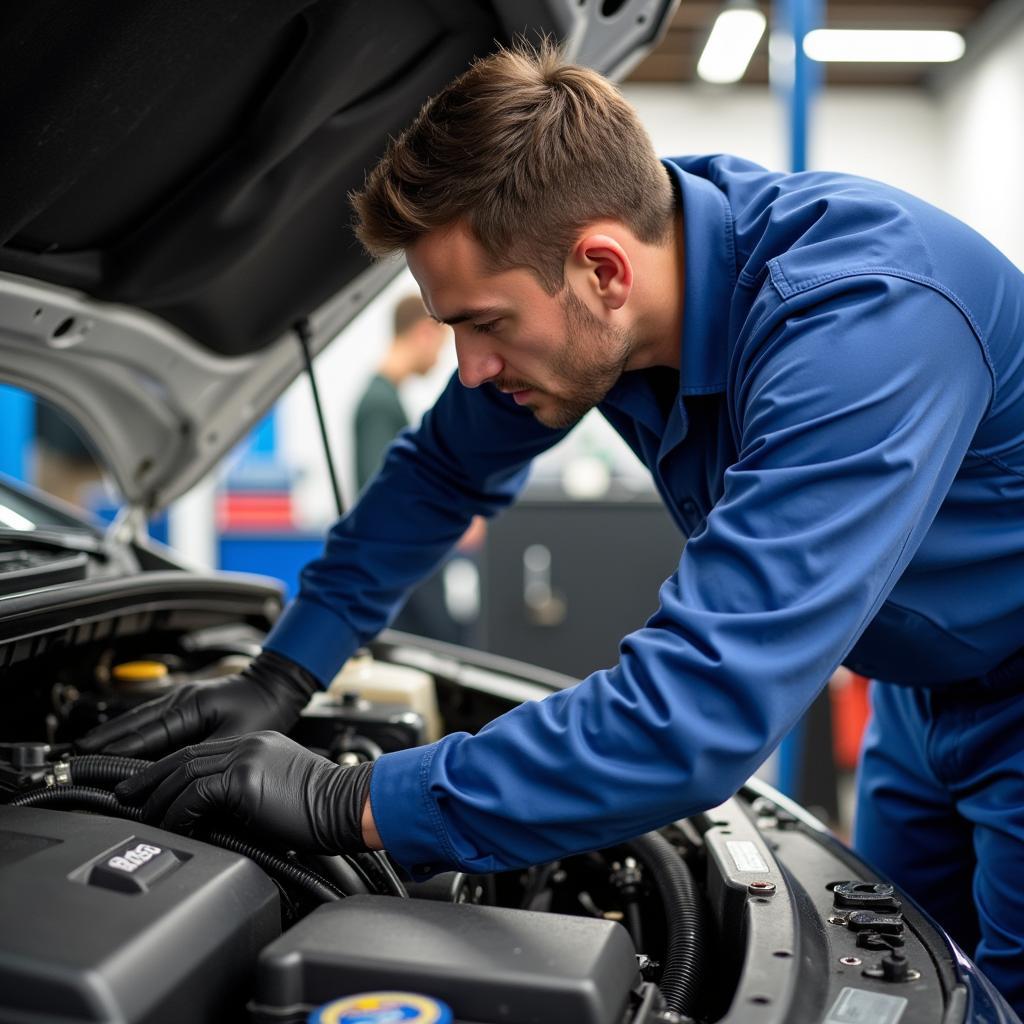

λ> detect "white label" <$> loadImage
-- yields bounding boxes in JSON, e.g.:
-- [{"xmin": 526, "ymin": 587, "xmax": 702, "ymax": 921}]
[
  {"xmin": 108, "ymin": 842, "xmax": 162, "ymax": 873},
  {"xmin": 726, "ymin": 839, "xmax": 769, "ymax": 873},
  {"xmin": 826, "ymin": 987, "xmax": 907, "ymax": 1024}
]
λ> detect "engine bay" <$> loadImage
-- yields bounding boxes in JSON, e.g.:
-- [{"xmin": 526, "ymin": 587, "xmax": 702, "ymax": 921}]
[
  {"xmin": 0, "ymin": 608, "xmax": 966, "ymax": 1024},
  {"xmin": 0, "ymin": 622, "xmax": 709, "ymax": 1024}
]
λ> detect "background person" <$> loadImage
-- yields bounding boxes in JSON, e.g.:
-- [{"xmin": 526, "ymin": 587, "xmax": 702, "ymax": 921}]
[{"xmin": 354, "ymin": 294, "xmax": 469, "ymax": 644}]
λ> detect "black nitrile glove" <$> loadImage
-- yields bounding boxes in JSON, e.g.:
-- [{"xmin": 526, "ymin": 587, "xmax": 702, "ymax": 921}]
[
  {"xmin": 76, "ymin": 650, "xmax": 319, "ymax": 757},
  {"xmin": 115, "ymin": 731, "xmax": 373, "ymax": 853}
]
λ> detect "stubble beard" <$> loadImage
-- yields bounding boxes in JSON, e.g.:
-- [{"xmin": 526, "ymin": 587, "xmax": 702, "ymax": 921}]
[{"xmin": 527, "ymin": 288, "xmax": 633, "ymax": 430}]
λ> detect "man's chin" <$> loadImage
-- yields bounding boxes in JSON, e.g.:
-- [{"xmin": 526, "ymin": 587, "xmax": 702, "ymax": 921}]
[{"xmin": 531, "ymin": 398, "xmax": 591, "ymax": 430}]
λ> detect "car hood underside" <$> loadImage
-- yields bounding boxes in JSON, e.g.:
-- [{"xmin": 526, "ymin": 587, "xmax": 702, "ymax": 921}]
[{"xmin": 0, "ymin": 0, "xmax": 676, "ymax": 510}]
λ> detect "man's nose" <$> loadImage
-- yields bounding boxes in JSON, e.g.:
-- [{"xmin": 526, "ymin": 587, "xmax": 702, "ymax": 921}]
[{"xmin": 455, "ymin": 336, "xmax": 504, "ymax": 388}]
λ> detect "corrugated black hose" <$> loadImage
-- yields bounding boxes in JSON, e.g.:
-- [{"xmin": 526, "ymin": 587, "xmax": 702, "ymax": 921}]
[
  {"xmin": 10, "ymin": 780, "xmax": 346, "ymax": 903},
  {"xmin": 10, "ymin": 784, "xmax": 144, "ymax": 816},
  {"xmin": 205, "ymin": 829, "xmax": 345, "ymax": 903},
  {"xmin": 66, "ymin": 753, "xmax": 150, "ymax": 785},
  {"xmin": 63, "ymin": 754, "xmax": 407, "ymax": 897},
  {"xmin": 626, "ymin": 831, "xmax": 707, "ymax": 1017}
]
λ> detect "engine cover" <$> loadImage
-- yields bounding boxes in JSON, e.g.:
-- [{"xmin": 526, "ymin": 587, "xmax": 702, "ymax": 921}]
[
  {"xmin": 250, "ymin": 894, "xmax": 639, "ymax": 1024},
  {"xmin": 0, "ymin": 805, "xmax": 280, "ymax": 1023}
]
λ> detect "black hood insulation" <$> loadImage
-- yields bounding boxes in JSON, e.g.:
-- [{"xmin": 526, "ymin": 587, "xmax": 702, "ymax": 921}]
[{"xmin": 0, "ymin": 0, "xmax": 499, "ymax": 356}]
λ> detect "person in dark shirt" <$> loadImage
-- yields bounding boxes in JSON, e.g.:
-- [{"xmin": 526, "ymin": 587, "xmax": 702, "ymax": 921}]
[
  {"xmin": 354, "ymin": 295, "xmax": 449, "ymax": 492},
  {"xmin": 353, "ymin": 294, "xmax": 482, "ymax": 643}
]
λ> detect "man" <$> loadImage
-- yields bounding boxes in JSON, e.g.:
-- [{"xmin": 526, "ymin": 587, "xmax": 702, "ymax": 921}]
[
  {"xmin": 354, "ymin": 294, "xmax": 449, "ymax": 493},
  {"xmin": 353, "ymin": 293, "xmax": 466, "ymax": 644},
  {"xmin": 81, "ymin": 44, "xmax": 1024, "ymax": 1011}
]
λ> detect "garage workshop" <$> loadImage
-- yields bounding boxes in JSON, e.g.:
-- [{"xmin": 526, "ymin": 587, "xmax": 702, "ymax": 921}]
[{"xmin": 1, "ymin": 3, "xmax": 1024, "ymax": 1023}]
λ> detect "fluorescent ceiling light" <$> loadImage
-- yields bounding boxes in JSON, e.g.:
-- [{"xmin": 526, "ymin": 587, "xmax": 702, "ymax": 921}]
[
  {"xmin": 803, "ymin": 30, "xmax": 965, "ymax": 63},
  {"xmin": 697, "ymin": 6, "xmax": 767, "ymax": 84}
]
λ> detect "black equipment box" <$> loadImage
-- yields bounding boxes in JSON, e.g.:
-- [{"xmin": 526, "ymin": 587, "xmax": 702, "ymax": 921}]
[
  {"xmin": 0, "ymin": 804, "xmax": 280, "ymax": 1023},
  {"xmin": 250, "ymin": 893, "xmax": 638, "ymax": 1024}
]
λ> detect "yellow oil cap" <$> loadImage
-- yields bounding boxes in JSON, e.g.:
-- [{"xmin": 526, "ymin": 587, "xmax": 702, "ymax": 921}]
[{"xmin": 111, "ymin": 661, "xmax": 169, "ymax": 683}]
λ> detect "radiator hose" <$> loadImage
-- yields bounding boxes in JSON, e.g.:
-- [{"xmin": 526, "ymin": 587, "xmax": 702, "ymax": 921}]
[{"xmin": 626, "ymin": 831, "xmax": 706, "ymax": 1017}]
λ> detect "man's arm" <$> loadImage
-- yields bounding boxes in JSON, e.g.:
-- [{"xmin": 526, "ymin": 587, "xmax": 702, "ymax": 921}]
[
  {"xmin": 264, "ymin": 371, "xmax": 570, "ymax": 685},
  {"xmin": 368, "ymin": 276, "xmax": 993, "ymax": 877}
]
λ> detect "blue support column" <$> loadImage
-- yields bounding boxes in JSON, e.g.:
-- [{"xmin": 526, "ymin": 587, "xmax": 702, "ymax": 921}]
[
  {"xmin": 225, "ymin": 407, "xmax": 289, "ymax": 490},
  {"xmin": 773, "ymin": 0, "xmax": 824, "ymax": 174},
  {"xmin": 772, "ymin": 0, "xmax": 825, "ymax": 800},
  {"xmin": 0, "ymin": 386, "xmax": 34, "ymax": 482}
]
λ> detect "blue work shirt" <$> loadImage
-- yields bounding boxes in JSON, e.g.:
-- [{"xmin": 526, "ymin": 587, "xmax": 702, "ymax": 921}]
[{"xmin": 266, "ymin": 155, "xmax": 1024, "ymax": 877}]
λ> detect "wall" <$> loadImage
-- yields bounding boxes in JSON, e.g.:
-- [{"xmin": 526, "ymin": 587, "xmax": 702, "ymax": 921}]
[
  {"xmin": 622, "ymin": 81, "xmax": 948, "ymax": 205},
  {"xmin": 938, "ymin": 15, "xmax": 1024, "ymax": 269}
]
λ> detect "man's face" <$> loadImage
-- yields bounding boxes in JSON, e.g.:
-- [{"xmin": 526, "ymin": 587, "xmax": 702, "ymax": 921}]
[{"xmin": 406, "ymin": 223, "xmax": 634, "ymax": 429}]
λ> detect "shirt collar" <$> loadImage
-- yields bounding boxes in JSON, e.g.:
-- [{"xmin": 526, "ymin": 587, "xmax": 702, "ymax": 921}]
[
  {"xmin": 663, "ymin": 158, "xmax": 736, "ymax": 395},
  {"xmin": 599, "ymin": 158, "xmax": 736, "ymax": 432}
]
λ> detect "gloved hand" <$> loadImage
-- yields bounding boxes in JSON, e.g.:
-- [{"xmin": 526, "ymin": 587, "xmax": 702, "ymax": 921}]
[
  {"xmin": 115, "ymin": 731, "xmax": 373, "ymax": 853},
  {"xmin": 76, "ymin": 650, "xmax": 319, "ymax": 757}
]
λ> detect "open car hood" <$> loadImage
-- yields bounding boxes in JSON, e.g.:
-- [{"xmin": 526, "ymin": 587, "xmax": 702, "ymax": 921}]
[{"xmin": 0, "ymin": 0, "xmax": 677, "ymax": 512}]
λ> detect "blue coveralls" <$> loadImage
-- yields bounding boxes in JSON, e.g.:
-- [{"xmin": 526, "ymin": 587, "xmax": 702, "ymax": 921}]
[{"xmin": 266, "ymin": 155, "xmax": 1024, "ymax": 1010}]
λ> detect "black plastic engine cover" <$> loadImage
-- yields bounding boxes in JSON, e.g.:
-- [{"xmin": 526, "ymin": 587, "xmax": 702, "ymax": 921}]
[
  {"xmin": 250, "ymin": 894, "xmax": 638, "ymax": 1024},
  {"xmin": 0, "ymin": 805, "xmax": 280, "ymax": 1023}
]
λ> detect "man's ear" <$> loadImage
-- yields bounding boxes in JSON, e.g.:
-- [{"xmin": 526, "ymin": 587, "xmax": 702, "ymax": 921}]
[{"xmin": 568, "ymin": 232, "xmax": 633, "ymax": 311}]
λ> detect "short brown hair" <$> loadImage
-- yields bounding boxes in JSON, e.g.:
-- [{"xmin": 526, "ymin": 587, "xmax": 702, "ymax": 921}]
[
  {"xmin": 393, "ymin": 294, "xmax": 429, "ymax": 337},
  {"xmin": 352, "ymin": 42, "xmax": 674, "ymax": 293}
]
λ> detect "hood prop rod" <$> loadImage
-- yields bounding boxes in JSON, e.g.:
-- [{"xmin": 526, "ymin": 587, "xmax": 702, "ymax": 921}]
[{"xmin": 294, "ymin": 318, "xmax": 345, "ymax": 518}]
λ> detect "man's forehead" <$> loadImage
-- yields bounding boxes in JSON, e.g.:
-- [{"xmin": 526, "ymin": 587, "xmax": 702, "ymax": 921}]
[
  {"xmin": 407, "ymin": 226, "xmax": 519, "ymax": 323},
  {"xmin": 412, "ymin": 276, "xmax": 501, "ymax": 326},
  {"xmin": 407, "ymin": 222, "xmax": 483, "ymax": 278}
]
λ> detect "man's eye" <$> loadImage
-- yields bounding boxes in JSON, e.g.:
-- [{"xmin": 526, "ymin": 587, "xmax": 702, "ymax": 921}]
[{"xmin": 472, "ymin": 321, "xmax": 498, "ymax": 334}]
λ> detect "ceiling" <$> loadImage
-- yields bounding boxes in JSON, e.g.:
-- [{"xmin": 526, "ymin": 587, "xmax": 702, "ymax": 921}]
[{"xmin": 626, "ymin": 0, "xmax": 1000, "ymax": 86}]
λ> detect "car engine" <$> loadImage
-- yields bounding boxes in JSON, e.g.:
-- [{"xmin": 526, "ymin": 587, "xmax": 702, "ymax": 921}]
[{"xmin": 0, "ymin": 625, "xmax": 706, "ymax": 1024}]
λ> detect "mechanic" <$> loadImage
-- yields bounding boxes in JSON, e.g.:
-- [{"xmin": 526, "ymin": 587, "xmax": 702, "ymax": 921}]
[{"xmin": 80, "ymin": 44, "xmax": 1024, "ymax": 1012}]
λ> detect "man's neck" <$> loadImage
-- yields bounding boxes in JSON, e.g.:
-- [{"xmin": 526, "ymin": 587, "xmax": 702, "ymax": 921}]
[{"xmin": 626, "ymin": 216, "xmax": 685, "ymax": 372}]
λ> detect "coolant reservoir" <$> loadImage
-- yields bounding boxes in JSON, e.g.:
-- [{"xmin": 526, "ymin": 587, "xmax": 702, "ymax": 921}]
[{"xmin": 328, "ymin": 651, "xmax": 442, "ymax": 743}]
